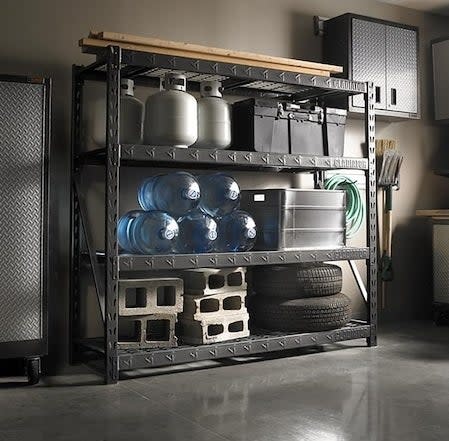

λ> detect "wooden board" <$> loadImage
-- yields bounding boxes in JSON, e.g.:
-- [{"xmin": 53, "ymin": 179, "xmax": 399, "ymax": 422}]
[
  {"xmin": 89, "ymin": 31, "xmax": 342, "ymax": 74},
  {"xmin": 416, "ymin": 209, "xmax": 449, "ymax": 217}
]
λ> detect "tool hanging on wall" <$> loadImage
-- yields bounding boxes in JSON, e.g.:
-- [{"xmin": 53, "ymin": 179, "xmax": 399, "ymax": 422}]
[{"xmin": 376, "ymin": 139, "xmax": 403, "ymax": 309}]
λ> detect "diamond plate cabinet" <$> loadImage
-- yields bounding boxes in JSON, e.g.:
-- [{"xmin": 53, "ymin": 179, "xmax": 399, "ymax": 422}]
[
  {"xmin": 323, "ymin": 13, "xmax": 419, "ymax": 120},
  {"xmin": 0, "ymin": 75, "xmax": 50, "ymax": 385}
]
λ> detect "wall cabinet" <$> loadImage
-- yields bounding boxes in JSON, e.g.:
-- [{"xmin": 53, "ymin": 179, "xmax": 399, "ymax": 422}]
[{"xmin": 324, "ymin": 13, "xmax": 419, "ymax": 120}]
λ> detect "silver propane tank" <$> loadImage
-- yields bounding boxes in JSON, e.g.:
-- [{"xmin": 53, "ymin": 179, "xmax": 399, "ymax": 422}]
[
  {"xmin": 194, "ymin": 81, "xmax": 231, "ymax": 149},
  {"xmin": 144, "ymin": 73, "xmax": 198, "ymax": 148},
  {"xmin": 90, "ymin": 78, "xmax": 144, "ymax": 146}
]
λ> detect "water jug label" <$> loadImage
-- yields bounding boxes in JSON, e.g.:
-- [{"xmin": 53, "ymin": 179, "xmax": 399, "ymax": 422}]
[
  {"xmin": 254, "ymin": 194, "xmax": 265, "ymax": 202},
  {"xmin": 208, "ymin": 230, "xmax": 218, "ymax": 241}
]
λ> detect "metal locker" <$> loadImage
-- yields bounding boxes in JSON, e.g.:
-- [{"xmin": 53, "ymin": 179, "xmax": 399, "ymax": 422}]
[
  {"xmin": 0, "ymin": 75, "xmax": 50, "ymax": 384},
  {"xmin": 386, "ymin": 25, "xmax": 418, "ymax": 114},
  {"xmin": 351, "ymin": 18, "xmax": 387, "ymax": 110}
]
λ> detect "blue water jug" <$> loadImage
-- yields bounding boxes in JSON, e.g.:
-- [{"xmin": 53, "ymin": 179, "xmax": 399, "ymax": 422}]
[
  {"xmin": 128, "ymin": 211, "xmax": 179, "ymax": 254},
  {"xmin": 138, "ymin": 172, "xmax": 200, "ymax": 218},
  {"xmin": 198, "ymin": 173, "xmax": 240, "ymax": 217},
  {"xmin": 117, "ymin": 210, "xmax": 145, "ymax": 253},
  {"xmin": 177, "ymin": 211, "xmax": 218, "ymax": 253},
  {"xmin": 217, "ymin": 210, "xmax": 257, "ymax": 252}
]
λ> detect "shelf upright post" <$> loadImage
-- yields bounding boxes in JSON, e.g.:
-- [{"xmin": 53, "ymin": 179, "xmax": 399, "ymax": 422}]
[
  {"xmin": 365, "ymin": 82, "xmax": 377, "ymax": 346},
  {"xmin": 70, "ymin": 65, "xmax": 84, "ymax": 364},
  {"xmin": 104, "ymin": 46, "xmax": 121, "ymax": 384}
]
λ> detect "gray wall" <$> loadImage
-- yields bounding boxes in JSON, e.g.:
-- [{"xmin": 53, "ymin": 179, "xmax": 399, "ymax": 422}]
[{"xmin": 1, "ymin": 0, "xmax": 449, "ymax": 369}]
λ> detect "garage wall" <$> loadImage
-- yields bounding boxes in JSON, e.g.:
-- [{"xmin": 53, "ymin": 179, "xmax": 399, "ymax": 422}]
[{"xmin": 1, "ymin": 0, "xmax": 449, "ymax": 369}]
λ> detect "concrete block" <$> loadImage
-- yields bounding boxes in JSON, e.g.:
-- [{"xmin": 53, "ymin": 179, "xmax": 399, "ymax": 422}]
[
  {"xmin": 182, "ymin": 267, "xmax": 246, "ymax": 296},
  {"xmin": 180, "ymin": 312, "xmax": 250, "ymax": 345},
  {"xmin": 181, "ymin": 290, "xmax": 247, "ymax": 321},
  {"xmin": 119, "ymin": 278, "xmax": 183, "ymax": 316},
  {"xmin": 118, "ymin": 313, "xmax": 178, "ymax": 349}
]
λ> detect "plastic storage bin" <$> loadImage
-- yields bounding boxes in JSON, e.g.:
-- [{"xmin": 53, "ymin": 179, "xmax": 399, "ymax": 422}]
[
  {"xmin": 287, "ymin": 104, "xmax": 324, "ymax": 156},
  {"xmin": 240, "ymin": 189, "xmax": 346, "ymax": 250},
  {"xmin": 324, "ymin": 108, "xmax": 347, "ymax": 156},
  {"xmin": 232, "ymin": 99, "xmax": 289, "ymax": 153}
]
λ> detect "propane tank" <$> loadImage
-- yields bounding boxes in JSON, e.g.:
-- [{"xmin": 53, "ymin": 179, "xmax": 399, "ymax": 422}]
[
  {"xmin": 144, "ymin": 73, "xmax": 198, "ymax": 148},
  {"xmin": 194, "ymin": 81, "xmax": 231, "ymax": 149},
  {"xmin": 91, "ymin": 78, "xmax": 143, "ymax": 147}
]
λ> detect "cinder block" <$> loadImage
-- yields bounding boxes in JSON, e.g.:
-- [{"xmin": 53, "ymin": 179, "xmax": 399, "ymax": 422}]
[
  {"xmin": 118, "ymin": 313, "xmax": 178, "ymax": 349},
  {"xmin": 180, "ymin": 312, "xmax": 250, "ymax": 345},
  {"xmin": 182, "ymin": 267, "xmax": 246, "ymax": 296},
  {"xmin": 119, "ymin": 278, "xmax": 183, "ymax": 316},
  {"xmin": 181, "ymin": 290, "xmax": 247, "ymax": 321}
]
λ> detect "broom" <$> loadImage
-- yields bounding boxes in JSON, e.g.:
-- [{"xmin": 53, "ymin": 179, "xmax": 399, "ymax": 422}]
[{"xmin": 376, "ymin": 139, "xmax": 403, "ymax": 308}]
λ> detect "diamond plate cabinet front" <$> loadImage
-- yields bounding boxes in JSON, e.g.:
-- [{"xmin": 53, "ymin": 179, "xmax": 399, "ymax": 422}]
[
  {"xmin": 0, "ymin": 75, "xmax": 50, "ymax": 372},
  {"xmin": 323, "ymin": 13, "xmax": 419, "ymax": 120}
]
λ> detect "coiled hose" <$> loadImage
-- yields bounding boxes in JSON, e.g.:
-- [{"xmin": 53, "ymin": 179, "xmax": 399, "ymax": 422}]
[{"xmin": 324, "ymin": 175, "xmax": 365, "ymax": 239}]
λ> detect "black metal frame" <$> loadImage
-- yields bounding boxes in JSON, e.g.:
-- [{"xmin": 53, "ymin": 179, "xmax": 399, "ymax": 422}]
[
  {"xmin": 0, "ymin": 75, "xmax": 51, "ymax": 361},
  {"xmin": 70, "ymin": 45, "xmax": 377, "ymax": 384}
]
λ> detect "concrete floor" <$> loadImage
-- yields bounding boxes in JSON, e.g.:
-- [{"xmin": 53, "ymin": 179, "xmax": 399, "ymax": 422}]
[{"xmin": 1, "ymin": 321, "xmax": 449, "ymax": 441}]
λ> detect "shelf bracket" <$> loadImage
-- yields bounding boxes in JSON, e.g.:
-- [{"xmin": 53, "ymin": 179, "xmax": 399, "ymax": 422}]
[
  {"xmin": 348, "ymin": 260, "xmax": 368, "ymax": 303},
  {"xmin": 73, "ymin": 176, "xmax": 106, "ymax": 322}
]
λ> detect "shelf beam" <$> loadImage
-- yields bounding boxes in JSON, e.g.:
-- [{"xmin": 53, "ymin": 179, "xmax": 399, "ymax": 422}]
[{"xmin": 118, "ymin": 247, "xmax": 369, "ymax": 272}]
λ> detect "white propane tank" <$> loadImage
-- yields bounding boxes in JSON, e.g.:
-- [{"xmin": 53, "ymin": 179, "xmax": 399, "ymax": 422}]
[
  {"xmin": 195, "ymin": 81, "xmax": 231, "ymax": 149},
  {"xmin": 91, "ymin": 78, "xmax": 143, "ymax": 147},
  {"xmin": 144, "ymin": 73, "xmax": 198, "ymax": 148}
]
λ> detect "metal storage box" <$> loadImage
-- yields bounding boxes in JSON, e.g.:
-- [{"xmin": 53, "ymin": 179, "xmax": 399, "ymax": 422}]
[{"xmin": 240, "ymin": 189, "xmax": 346, "ymax": 250}]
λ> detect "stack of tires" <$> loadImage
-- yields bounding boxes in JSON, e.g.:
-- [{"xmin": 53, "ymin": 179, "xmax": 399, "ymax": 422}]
[{"xmin": 250, "ymin": 263, "xmax": 351, "ymax": 332}]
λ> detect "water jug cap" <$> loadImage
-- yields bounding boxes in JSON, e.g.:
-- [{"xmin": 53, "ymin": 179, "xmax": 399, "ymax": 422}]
[
  {"xmin": 247, "ymin": 228, "xmax": 257, "ymax": 239},
  {"xmin": 164, "ymin": 73, "xmax": 187, "ymax": 92},
  {"xmin": 200, "ymin": 81, "xmax": 223, "ymax": 98},
  {"xmin": 121, "ymin": 78, "xmax": 135, "ymax": 96},
  {"xmin": 182, "ymin": 183, "xmax": 200, "ymax": 201},
  {"xmin": 161, "ymin": 227, "xmax": 176, "ymax": 241}
]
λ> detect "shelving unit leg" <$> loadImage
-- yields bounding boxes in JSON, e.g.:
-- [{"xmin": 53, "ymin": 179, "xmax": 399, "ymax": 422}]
[
  {"xmin": 104, "ymin": 46, "xmax": 121, "ymax": 384},
  {"xmin": 69, "ymin": 66, "xmax": 84, "ymax": 364},
  {"xmin": 365, "ymin": 82, "xmax": 378, "ymax": 347}
]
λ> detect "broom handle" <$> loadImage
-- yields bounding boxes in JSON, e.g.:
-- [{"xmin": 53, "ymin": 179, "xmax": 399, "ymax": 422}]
[{"xmin": 384, "ymin": 186, "xmax": 393, "ymax": 256}]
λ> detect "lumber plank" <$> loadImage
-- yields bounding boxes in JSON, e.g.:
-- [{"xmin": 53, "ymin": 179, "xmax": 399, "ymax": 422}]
[
  {"xmin": 90, "ymin": 31, "xmax": 342, "ymax": 73},
  {"xmin": 416, "ymin": 209, "xmax": 449, "ymax": 217},
  {"xmin": 80, "ymin": 38, "xmax": 331, "ymax": 76}
]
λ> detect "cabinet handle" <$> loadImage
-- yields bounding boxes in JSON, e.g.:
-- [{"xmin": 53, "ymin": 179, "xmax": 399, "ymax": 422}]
[
  {"xmin": 391, "ymin": 88, "xmax": 397, "ymax": 106},
  {"xmin": 375, "ymin": 86, "xmax": 381, "ymax": 104}
]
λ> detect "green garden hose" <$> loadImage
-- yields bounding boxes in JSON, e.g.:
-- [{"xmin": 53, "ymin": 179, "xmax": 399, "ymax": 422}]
[{"xmin": 324, "ymin": 175, "xmax": 365, "ymax": 239}]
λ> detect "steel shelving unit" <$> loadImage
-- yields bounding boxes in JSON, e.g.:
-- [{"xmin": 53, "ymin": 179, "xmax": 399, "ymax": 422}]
[{"xmin": 70, "ymin": 45, "xmax": 377, "ymax": 384}]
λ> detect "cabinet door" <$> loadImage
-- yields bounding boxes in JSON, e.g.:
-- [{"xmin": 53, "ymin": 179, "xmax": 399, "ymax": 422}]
[
  {"xmin": 351, "ymin": 18, "xmax": 386, "ymax": 109},
  {"xmin": 386, "ymin": 26, "xmax": 418, "ymax": 114},
  {"xmin": 433, "ymin": 39, "xmax": 449, "ymax": 121},
  {"xmin": 0, "ymin": 80, "xmax": 46, "ymax": 344}
]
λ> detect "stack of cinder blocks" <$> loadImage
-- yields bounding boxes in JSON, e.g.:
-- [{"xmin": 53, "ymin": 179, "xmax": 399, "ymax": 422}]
[
  {"xmin": 118, "ymin": 278, "xmax": 183, "ymax": 349},
  {"xmin": 179, "ymin": 267, "xmax": 250, "ymax": 344}
]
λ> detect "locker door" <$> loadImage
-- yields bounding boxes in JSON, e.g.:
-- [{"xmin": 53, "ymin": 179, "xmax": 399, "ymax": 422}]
[
  {"xmin": 386, "ymin": 26, "xmax": 418, "ymax": 114},
  {"xmin": 0, "ymin": 80, "xmax": 46, "ymax": 345},
  {"xmin": 352, "ymin": 18, "xmax": 387, "ymax": 110}
]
